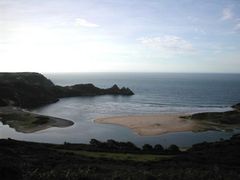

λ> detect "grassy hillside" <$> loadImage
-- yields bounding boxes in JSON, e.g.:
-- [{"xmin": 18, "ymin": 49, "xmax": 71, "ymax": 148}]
[
  {"xmin": 1, "ymin": 135, "xmax": 240, "ymax": 180},
  {"xmin": 0, "ymin": 72, "xmax": 134, "ymax": 108}
]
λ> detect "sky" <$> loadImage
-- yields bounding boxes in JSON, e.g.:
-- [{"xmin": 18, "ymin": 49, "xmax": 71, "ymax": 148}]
[{"xmin": 0, "ymin": 0, "xmax": 240, "ymax": 73}]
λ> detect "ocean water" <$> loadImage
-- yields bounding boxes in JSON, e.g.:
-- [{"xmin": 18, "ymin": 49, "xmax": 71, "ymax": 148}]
[{"xmin": 1, "ymin": 73, "xmax": 240, "ymax": 147}]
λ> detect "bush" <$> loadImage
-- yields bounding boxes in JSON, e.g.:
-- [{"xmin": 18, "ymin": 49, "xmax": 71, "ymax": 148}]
[
  {"xmin": 167, "ymin": 144, "xmax": 180, "ymax": 154},
  {"xmin": 142, "ymin": 144, "xmax": 153, "ymax": 151},
  {"xmin": 90, "ymin": 139, "xmax": 101, "ymax": 147},
  {"xmin": 154, "ymin": 144, "xmax": 164, "ymax": 152}
]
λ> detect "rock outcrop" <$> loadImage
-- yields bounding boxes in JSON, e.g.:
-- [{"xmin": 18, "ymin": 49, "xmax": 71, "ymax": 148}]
[
  {"xmin": 0, "ymin": 73, "xmax": 58, "ymax": 108},
  {"xmin": 55, "ymin": 84, "xmax": 134, "ymax": 97},
  {"xmin": 0, "ymin": 72, "xmax": 134, "ymax": 108},
  {"xmin": 232, "ymin": 103, "xmax": 240, "ymax": 111},
  {"xmin": 182, "ymin": 104, "xmax": 240, "ymax": 126}
]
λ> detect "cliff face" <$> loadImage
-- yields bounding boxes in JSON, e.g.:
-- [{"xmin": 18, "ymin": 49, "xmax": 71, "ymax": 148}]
[
  {"xmin": 0, "ymin": 72, "xmax": 55, "ymax": 87},
  {"xmin": 232, "ymin": 103, "xmax": 240, "ymax": 111},
  {"xmin": 0, "ymin": 72, "xmax": 134, "ymax": 108},
  {"xmin": 55, "ymin": 84, "xmax": 134, "ymax": 97},
  {"xmin": 0, "ymin": 73, "xmax": 58, "ymax": 108}
]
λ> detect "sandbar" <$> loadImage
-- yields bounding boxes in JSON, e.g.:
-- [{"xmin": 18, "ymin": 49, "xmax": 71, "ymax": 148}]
[
  {"xmin": 0, "ymin": 106, "xmax": 74, "ymax": 133},
  {"xmin": 95, "ymin": 114, "xmax": 200, "ymax": 136}
]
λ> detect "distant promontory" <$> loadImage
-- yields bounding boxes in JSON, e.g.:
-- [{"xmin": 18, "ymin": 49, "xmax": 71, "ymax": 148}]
[{"xmin": 0, "ymin": 72, "xmax": 134, "ymax": 108}]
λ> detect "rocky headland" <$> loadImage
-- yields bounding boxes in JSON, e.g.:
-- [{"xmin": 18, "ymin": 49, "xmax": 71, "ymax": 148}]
[
  {"xmin": 0, "ymin": 72, "xmax": 134, "ymax": 108},
  {"xmin": 0, "ymin": 72, "xmax": 134, "ymax": 133},
  {"xmin": 180, "ymin": 103, "xmax": 240, "ymax": 131}
]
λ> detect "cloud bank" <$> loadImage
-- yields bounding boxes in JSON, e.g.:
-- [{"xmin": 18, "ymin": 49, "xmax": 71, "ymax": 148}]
[
  {"xmin": 75, "ymin": 18, "xmax": 99, "ymax": 28},
  {"xmin": 138, "ymin": 35, "xmax": 194, "ymax": 53},
  {"xmin": 221, "ymin": 8, "xmax": 233, "ymax": 20}
]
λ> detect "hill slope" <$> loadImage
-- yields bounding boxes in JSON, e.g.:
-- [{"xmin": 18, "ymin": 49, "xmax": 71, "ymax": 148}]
[
  {"xmin": 0, "ymin": 72, "xmax": 134, "ymax": 108},
  {"xmin": 0, "ymin": 135, "xmax": 240, "ymax": 180}
]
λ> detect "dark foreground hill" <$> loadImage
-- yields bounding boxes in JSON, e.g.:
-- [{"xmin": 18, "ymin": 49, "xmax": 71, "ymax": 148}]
[
  {"xmin": 0, "ymin": 134, "xmax": 240, "ymax": 180},
  {"xmin": 0, "ymin": 72, "xmax": 134, "ymax": 108}
]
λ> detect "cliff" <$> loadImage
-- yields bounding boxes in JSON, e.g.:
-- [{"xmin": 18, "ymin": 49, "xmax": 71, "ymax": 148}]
[
  {"xmin": 55, "ymin": 84, "xmax": 133, "ymax": 97},
  {"xmin": 181, "ymin": 102, "xmax": 240, "ymax": 125},
  {"xmin": 232, "ymin": 103, "xmax": 240, "ymax": 111},
  {"xmin": 0, "ymin": 73, "xmax": 58, "ymax": 108},
  {"xmin": 0, "ymin": 72, "xmax": 134, "ymax": 108}
]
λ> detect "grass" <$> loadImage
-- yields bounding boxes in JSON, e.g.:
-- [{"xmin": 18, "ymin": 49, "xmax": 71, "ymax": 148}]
[
  {"xmin": 33, "ymin": 116, "xmax": 50, "ymax": 125},
  {"xmin": 57, "ymin": 149, "xmax": 173, "ymax": 162},
  {"xmin": 0, "ymin": 112, "xmax": 50, "ymax": 129},
  {"xmin": 180, "ymin": 110, "xmax": 240, "ymax": 133},
  {"xmin": 182, "ymin": 111, "xmax": 240, "ymax": 124}
]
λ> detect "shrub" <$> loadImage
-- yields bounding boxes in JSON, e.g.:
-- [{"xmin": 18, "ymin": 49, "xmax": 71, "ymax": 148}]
[{"xmin": 142, "ymin": 144, "xmax": 153, "ymax": 151}]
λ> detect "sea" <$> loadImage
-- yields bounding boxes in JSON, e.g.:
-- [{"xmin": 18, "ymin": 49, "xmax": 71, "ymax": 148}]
[{"xmin": 1, "ymin": 73, "xmax": 240, "ymax": 148}]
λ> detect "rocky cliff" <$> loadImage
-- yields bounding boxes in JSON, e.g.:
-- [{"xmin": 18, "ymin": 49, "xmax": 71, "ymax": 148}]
[{"xmin": 0, "ymin": 72, "xmax": 134, "ymax": 108}]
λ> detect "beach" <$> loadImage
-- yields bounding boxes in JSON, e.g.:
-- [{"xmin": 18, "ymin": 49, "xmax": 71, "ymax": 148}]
[{"xmin": 95, "ymin": 114, "xmax": 199, "ymax": 136}]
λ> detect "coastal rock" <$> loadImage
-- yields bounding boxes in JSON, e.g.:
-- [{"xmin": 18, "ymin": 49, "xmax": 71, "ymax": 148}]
[
  {"xmin": 0, "ymin": 72, "xmax": 55, "ymax": 87},
  {"xmin": 184, "ymin": 110, "xmax": 240, "ymax": 125},
  {"xmin": 55, "ymin": 83, "xmax": 134, "ymax": 97},
  {"xmin": 105, "ymin": 84, "xmax": 134, "ymax": 95},
  {"xmin": 0, "ymin": 99, "xmax": 7, "ymax": 106},
  {"xmin": 120, "ymin": 87, "xmax": 134, "ymax": 95},
  {"xmin": 55, "ymin": 83, "xmax": 103, "ymax": 97},
  {"xmin": 0, "ymin": 72, "xmax": 134, "ymax": 108},
  {"xmin": 0, "ymin": 73, "xmax": 58, "ymax": 108},
  {"xmin": 232, "ymin": 103, "xmax": 240, "ymax": 111}
]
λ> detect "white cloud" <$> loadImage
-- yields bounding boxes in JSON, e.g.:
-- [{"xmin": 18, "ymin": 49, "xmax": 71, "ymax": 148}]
[
  {"xmin": 137, "ymin": 35, "xmax": 194, "ymax": 54},
  {"xmin": 75, "ymin": 18, "xmax": 99, "ymax": 28},
  {"xmin": 221, "ymin": 8, "xmax": 233, "ymax": 20},
  {"xmin": 221, "ymin": 8, "xmax": 240, "ymax": 33},
  {"xmin": 234, "ymin": 23, "xmax": 240, "ymax": 31}
]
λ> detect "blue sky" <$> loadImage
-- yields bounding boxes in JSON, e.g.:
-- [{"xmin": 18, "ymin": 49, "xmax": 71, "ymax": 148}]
[{"xmin": 0, "ymin": 0, "xmax": 240, "ymax": 73}]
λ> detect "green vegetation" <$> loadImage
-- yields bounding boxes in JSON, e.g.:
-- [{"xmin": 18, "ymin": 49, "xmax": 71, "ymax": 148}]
[
  {"xmin": 0, "ymin": 72, "xmax": 134, "ymax": 108},
  {"xmin": 33, "ymin": 116, "xmax": 50, "ymax": 125},
  {"xmin": 69, "ymin": 139, "xmax": 181, "ymax": 155},
  {"xmin": 0, "ymin": 107, "xmax": 73, "ymax": 133},
  {"xmin": 180, "ymin": 105, "xmax": 240, "ymax": 132},
  {"xmin": 57, "ymin": 149, "xmax": 172, "ymax": 162},
  {"xmin": 0, "ymin": 111, "xmax": 52, "ymax": 132},
  {"xmin": 183, "ymin": 111, "xmax": 240, "ymax": 124},
  {"xmin": 1, "ymin": 135, "xmax": 240, "ymax": 180},
  {"xmin": 167, "ymin": 144, "xmax": 180, "ymax": 153},
  {"xmin": 142, "ymin": 144, "xmax": 153, "ymax": 151},
  {"xmin": 0, "ymin": 113, "xmax": 44, "ymax": 128}
]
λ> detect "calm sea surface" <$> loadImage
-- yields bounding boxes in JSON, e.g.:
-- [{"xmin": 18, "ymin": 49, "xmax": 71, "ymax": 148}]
[{"xmin": 1, "ymin": 73, "xmax": 240, "ymax": 147}]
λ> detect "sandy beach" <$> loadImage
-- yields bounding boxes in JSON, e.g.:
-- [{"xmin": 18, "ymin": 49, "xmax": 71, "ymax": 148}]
[{"xmin": 95, "ymin": 114, "xmax": 199, "ymax": 136}]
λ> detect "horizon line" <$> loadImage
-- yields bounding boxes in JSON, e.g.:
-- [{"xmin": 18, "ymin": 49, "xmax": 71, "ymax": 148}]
[{"xmin": 1, "ymin": 71, "xmax": 240, "ymax": 74}]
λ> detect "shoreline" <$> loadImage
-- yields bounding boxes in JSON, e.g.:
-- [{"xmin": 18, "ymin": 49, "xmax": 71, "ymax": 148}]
[
  {"xmin": 95, "ymin": 106, "xmax": 240, "ymax": 136},
  {"xmin": 0, "ymin": 106, "xmax": 74, "ymax": 133},
  {"xmin": 95, "ymin": 114, "xmax": 201, "ymax": 136},
  {"xmin": 14, "ymin": 116, "xmax": 74, "ymax": 133}
]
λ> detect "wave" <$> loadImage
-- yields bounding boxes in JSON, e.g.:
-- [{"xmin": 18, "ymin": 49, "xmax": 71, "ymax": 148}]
[{"xmin": 141, "ymin": 102, "xmax": 230, "ymax": 109}]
